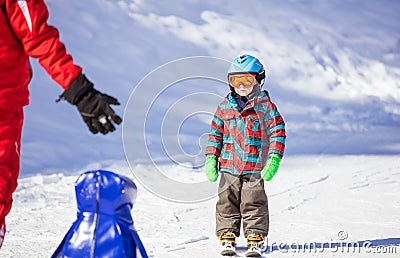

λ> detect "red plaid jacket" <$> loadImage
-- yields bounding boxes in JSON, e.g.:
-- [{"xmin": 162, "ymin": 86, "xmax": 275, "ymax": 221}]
[{"xmin": 205, "ymin": 90, "xmax": 286, "ymax": 175}]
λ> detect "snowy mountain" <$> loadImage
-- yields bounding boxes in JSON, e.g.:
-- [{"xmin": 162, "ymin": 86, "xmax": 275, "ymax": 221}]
[{"xmin": 2, "ymin": 0, "xmax": 400, "ymax": 257}]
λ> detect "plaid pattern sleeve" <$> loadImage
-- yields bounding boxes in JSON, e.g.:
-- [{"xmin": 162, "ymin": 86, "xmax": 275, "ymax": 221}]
[
  {"xmin": 265, "ymin": 103, "xmax": 286, "ymax": 158},
  {"xmin": 205, "ymin": 105, "xmax": 224, "ymax": 157}
]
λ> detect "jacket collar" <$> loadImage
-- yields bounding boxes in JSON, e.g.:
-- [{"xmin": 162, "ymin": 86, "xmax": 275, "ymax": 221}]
[{"xmin": 227, "ymin": 90, "xmax": 270, "ymax": 111}]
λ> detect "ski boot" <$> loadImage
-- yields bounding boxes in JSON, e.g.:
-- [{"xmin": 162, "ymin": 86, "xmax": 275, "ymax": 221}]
[
  {"xmin": 218, "ymin": 232, "xmax": 236, "ymax": 256},
  {"xmin": 245, "ymin": 234, "xmax": 265, "ymax": 257}
]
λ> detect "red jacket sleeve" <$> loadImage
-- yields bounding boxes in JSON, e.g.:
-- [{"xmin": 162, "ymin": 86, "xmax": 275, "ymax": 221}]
[
  {"xmin": 265, "ymin": 102, "xmax": 286, "ymax": 157},
  {"xmin": 6, "ymin": 0, "xmax": 82, "ymax": 89},
  {"xmin": 205, "ymin": 105, "xmax": 224, "ymax": 157}
]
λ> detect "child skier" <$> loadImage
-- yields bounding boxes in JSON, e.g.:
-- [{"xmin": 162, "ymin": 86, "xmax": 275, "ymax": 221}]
[{"xmin": 205, "ymin": 54, "xmax": 286, "ymax": 257}]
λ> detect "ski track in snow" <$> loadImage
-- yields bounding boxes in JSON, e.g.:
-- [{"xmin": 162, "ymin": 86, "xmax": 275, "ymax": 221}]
[{"xmin": 1, "ymin": 155, "xmax": 399, "ymax": 257}]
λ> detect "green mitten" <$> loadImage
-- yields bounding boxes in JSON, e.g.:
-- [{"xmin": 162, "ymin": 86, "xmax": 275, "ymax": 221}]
[
  {"xmin": 261, "ymin": 154, "xmax": 282, "ymax": 181},
  {"xmin": 205, "ymin": 155, "xmax": 218, "ymax": 182}
]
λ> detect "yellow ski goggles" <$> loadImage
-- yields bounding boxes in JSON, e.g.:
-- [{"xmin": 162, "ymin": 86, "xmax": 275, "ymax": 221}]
[{"xmin": 228, "ymin": 73, "xmax": 258, "ymax": 88}]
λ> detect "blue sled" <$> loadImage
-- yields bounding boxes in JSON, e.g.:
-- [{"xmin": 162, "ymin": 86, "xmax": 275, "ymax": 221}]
[{"xmin": 51, "ymin": 170, "xmax": 148, "ymax": 258}]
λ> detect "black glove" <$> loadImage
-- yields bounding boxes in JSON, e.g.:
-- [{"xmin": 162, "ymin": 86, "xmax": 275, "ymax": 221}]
[{"xmin": 58, "ymin": 74, "xmax": 122, "ymax": 134}]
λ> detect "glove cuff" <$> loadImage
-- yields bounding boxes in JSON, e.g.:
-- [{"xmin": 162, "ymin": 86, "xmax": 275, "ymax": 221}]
[
  {"xmin": 61, "ymin": 74, "xmax": 94, "ymax": 105},
  {"xmin": 206, "ymin": 154, "xmax": 217, "ymax": 162},
  {"xmin": 269, "ymin": 153, "xmax": 282, "ymax": 165}
]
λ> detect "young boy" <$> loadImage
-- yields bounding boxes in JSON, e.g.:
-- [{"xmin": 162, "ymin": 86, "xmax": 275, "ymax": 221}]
[{"xmin": 205, "ymin": 54, "xmax": 286, "ymax": 257}]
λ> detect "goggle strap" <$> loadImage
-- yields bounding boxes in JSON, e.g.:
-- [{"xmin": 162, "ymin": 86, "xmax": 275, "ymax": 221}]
[{"xmin": 256, "ymin": 71, "xmax": 265, "ymax": 83}]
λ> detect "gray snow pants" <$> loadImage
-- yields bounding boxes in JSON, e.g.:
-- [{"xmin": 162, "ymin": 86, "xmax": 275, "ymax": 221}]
[{"xmin": 216, "ymin": 172, "xmax": 269, "ymax": 238}]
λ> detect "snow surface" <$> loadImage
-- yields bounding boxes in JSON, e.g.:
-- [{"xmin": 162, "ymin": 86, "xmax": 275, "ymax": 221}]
[
  {"xmin": 2, "ymin": 0, "xmax": 400, "ymax": 257},
  {"xmin": 2, "ymin": 156, "xmax": 400, "ymax": 257}
]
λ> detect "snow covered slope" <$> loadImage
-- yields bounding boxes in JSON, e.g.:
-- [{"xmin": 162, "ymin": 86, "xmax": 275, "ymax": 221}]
[{"xmin": 2, "ymin": 156, "xmax": 399, "ymax": 257}]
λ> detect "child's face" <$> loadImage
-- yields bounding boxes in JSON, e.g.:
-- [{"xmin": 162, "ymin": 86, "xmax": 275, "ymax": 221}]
[{"xmin": 234, "ymin": 85, "xmax": 254, "ymax": 96}]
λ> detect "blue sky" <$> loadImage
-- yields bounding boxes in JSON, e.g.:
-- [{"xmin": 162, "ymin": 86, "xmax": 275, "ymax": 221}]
[{"xmin": 21, "ymin": 0, "xmax": 400, "ymax": 174}]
